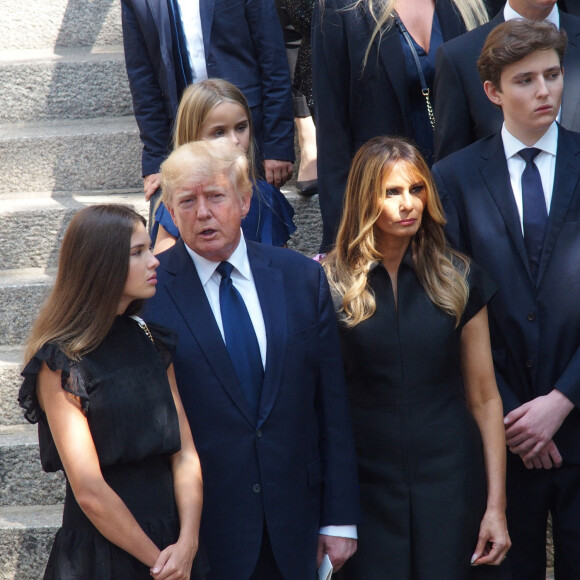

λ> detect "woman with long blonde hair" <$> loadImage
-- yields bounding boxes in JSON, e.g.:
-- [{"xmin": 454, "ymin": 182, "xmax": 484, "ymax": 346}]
[
  {"xmin": 324, "ymin": 137, "xmax": 510, "ymax": 578},
  {"xmin": 313, "ymin": 0, "xmax": 492, "ymax": 251}
]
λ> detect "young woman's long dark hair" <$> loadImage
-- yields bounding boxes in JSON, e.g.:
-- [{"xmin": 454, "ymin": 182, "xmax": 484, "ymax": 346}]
[{"xmin": 24, "ymin": 204, "xmax": 146, "ymax": 363}]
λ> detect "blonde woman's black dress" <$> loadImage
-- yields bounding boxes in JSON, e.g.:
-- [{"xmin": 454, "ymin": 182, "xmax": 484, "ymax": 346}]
[
  {"xmin": 337, "ymin": 254, "xmax": 507, "ymax": 579},
  {"xmin": 19, "ymin": 316, "xmax": 207, "ymax": 579}
]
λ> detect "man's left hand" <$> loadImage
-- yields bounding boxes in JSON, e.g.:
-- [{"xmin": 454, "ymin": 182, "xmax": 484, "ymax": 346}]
[
  {"xmin": 504, "ymin": 390, "xmax": 574, "ymax": 461},
  {"xmin": 263, "ymin": 159, "xmax": 293, "ymax": 188},
  {"xmin": 316, "ymin": 535, "xmax": 357, "ymax": 572}
]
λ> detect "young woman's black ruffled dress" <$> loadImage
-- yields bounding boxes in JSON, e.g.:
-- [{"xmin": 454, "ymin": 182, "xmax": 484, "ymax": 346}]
[{"xmin": 19, "ymin": 316, "xmax": 207, "ymax": 579}]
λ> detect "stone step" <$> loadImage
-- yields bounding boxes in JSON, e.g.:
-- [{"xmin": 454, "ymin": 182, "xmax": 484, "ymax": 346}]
[
  {"xmin": 0, "ymin": 192, "xmax": 319, "ymax": 345},
  {"xmin": 0, "ymin": 117, "xmax": 142, "ymax": 194},
  {"xmin": 0, "ymin": 425, "xmax": 65, "ymax": 507},
  {"xmin": 2, "ymin": 0, "xmax": 121, "ymax": 51},
  {"xmin": 0, "ymin": 269, "xmax": 54, "ymax": 346},
  {"xmin": 0, "ymin": 347, "xmax": 25, "ymax": 427},
  {"xmin": 0, "ymin": 194, "xmax": 148, "ymax": 270},
  {"xmin": 0, "ymin": 192, "xmax": 314, "ymax": 270},
  {"xmin": 0, "ymin": 46, "xmax": 132, "ymax": 123},
  {"xmin": 282, "ymin": 187, "xmax": 321, "ymax": 257},
  {"xmin": 0, "ymin": 198, "xmax": 320, "ymax": 346},
  {"xmin": 0, "ymin": 504, "xmax": 62, "ymax": 580}
]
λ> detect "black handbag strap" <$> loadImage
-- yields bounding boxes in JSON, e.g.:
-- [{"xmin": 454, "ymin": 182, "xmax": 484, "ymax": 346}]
[{"xmin": 394, "ymin": 12, "xmax": 436, "ymax": 130}]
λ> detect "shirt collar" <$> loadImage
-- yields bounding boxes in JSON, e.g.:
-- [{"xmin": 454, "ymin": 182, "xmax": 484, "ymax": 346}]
[
  {"xmin": 504, "ymin": 2, "xmax": 559, "ymax": 28},
  {"xmin": 369, "ymin": 244, "xmax": 415, "ymax": 273},
  {"xmin": 501, "ymin": 121, "xmax": 559, "ymax": 161},
  {"xmin": 184, "ymin": 231, "xmax": 252, "ymax": 286}
]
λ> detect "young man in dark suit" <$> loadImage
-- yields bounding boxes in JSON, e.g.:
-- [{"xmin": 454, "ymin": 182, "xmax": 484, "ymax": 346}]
[
  {"xmin": 434, "ymin": 0, "xmax": 580, "ymax": 160},
  {"xmin": 432, "ymin": 20, "xmax": 580, "ymax": 579},
  {"xmin": 143, "ymin": 140, "xmax": 360, "ymax": 579}
]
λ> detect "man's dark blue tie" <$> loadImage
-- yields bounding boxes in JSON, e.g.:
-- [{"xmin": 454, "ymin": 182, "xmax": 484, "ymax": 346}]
[
  {"xmin": 217, "ymin": 261, "xmax": 263, "ymax": 420},
  {"xmin": 519, "ymin": 148, "xmax": 548, "ymax": 281}
]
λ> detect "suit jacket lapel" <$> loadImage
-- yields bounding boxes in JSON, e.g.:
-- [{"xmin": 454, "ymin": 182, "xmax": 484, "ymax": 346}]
[
  {"xmin": 478, "ymin": 134, "xmax": 532, "ymax": 278},
  {"xmin": 536, "ymin": 127, "xmax": 580, "ymax": 286},
  {"xmin": 247, "ymin": 243, "xmax": 287, "ymax": 428},
  {"xmin": 435, "ymin": 0, "xmax": 465, "ymax": 41},
  {"xmin": 370, "ymin": 3, "xmax": 463, "ymax": 133},
  {"xmin": 165, "ymin": 240, "xmax": 255, "ymax": 425},
  {"xmin": 199, "ymin": 0, "xmax": 214, "ymax": 62},
  {"xmin": 560, "ymin": 13, "xmax": 580, "ymax": 130},
  {"xmin": 365, "ymin": 11, "xmax": 410, "ymax": 128},
  {"xmin": 146, "ymin": 0, "xmax": 179, "ymax": 111},
  {"xmin": 148, "ymin": 0, "xmax": 173, "ymax": 62}
]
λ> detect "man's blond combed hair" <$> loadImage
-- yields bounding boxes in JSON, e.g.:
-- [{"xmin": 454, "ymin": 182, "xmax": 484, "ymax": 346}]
[{"xmin": 161, "ymin": 140, "xmax": 252, "ymax": 208}]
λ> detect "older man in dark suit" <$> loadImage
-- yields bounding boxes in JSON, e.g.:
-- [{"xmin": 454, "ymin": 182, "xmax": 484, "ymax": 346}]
[
  {"xmin": 434, "ymin": 0, "xmax": 580, "ymax": 160},
  {"xmin": 143, "ymin": 140, "xmax": 360, "ymax": 579},
  {"xmin": 433, "ymin": 21, "xmax": 580, "ymax": 579}
]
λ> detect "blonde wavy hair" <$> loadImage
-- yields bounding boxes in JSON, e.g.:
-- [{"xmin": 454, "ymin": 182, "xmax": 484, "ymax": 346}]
[
  {"xmin": 323, "ymin": 136, "xmax": 470, "ymax": 327},
  {"xmin": 161, "ymin": 140, "xmax": 252, "ymax": 209},
  {"xmin": 343, "ymin": 0, "xmax": 490, "ymax": 66}
]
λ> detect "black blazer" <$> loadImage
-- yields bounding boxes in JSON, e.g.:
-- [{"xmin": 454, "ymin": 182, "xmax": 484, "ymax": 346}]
[
  {"xmin": 559, "ymin": 0, "xmax": 580, "ymax": 17},
  {"xmin": 312, "ymin": 0, "xmax": 466, "ymax": 251},
  {"xmin": 143, "ymin": 240, "xmax": 361, "ymax": 578},
  {"xmin": 434, "ymin": 9, "xmax": 580, "ymax": 160},
  {"xmin": 432, "ymin": 126, "xmax": 580, "ymax": 463}
]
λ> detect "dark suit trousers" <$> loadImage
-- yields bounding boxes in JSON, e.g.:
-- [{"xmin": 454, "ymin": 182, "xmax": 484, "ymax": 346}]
[
  {"xmin": 506, "ymin": 453, "xmax": 580, "ymax": 580},
  {"xmin": 249, "ymin": 523, "xmax": 285, "ymax": 580}
]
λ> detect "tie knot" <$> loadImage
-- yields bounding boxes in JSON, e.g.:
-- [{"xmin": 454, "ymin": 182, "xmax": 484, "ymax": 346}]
[
  {"xmin": 216, "ymin": 261, "xmax": 234, "ymax": 279},
  {"xmin": 518, "ymin": 147, "xmax": 541, "ymax": 164}
]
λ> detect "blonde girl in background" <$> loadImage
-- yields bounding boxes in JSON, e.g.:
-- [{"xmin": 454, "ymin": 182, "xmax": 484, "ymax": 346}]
[{"xmin": 152, "ymin": 79, "xmax": 296, "ymax": 254}]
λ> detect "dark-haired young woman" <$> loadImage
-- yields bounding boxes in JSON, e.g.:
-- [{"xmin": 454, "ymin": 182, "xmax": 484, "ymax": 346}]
[{"xmin": 19, "ymin": 204, "xmax": 205, "ymax": 579}]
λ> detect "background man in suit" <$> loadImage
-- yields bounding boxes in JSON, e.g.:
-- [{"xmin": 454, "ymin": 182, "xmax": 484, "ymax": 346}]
[
  {"xmin": 121, "ymin": 0, "xmax": 295, "ymax": 214},
  {"xmin": 432, "ymin": 21, "xmax": 580, "ymax": 579},
  {"xmin": 559, "ymin": 0, "xmax": 580, "ymax": 16},
  {"xmin": 143, "ymin": 140, "xmax": 360, "ymax": 579},
  {"xmin": 434, "ymin": 0, "xmax": 580, "ymax": 160}
]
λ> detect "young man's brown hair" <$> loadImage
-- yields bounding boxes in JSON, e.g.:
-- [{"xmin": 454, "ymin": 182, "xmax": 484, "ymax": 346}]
[{"xmin": 477, "ymin": 20, "xmax": 567, "ymax": 89}]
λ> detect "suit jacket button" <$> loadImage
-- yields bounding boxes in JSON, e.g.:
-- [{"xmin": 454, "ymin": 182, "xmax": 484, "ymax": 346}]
[
  {"xmin": 526, "ymin": 360, "xmax": 534, "ymax": 368},
  {"xmin": 252, "ymin": 483, "xmax": 261, "ymax": 493},
  {"xmin": 527, "ymin": 312, "xmax": 535, "ymax": 321},
  {"xmin": 256, "ymin": 429, "xmax": 262, "ymax": 438}
]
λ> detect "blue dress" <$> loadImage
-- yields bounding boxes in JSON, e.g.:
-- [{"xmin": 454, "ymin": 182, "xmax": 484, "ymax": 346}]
[{"xmin": 152, "ymin": 180, "xmax": 296, "ymax": 247}]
